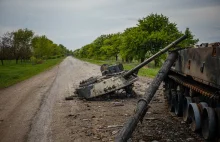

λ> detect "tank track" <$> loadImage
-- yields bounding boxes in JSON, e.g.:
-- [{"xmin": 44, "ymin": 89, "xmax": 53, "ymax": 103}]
[
  {"xmin": 168, "ymin": 74, "xmax": 220, "ymax": 100},
  {"xmin": 164, "ymin": 74, "xmax": 220, "ymax": 141}
]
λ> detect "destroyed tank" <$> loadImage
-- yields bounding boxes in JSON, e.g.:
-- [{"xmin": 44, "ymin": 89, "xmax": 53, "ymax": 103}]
[
  {"xmin": 163, "ymin": 42, "xmax": 220, "ymax": 140},
  {"xmin": 116, "ymin": 41, "xmax": 220, "ymax": 142},
  {"xmin": 100, "ymin": 63, "xmax": 124, "ymax": 76},
  {"xmin": 75, "ymin": 35, "xmax": 187, "ymax": 100}
]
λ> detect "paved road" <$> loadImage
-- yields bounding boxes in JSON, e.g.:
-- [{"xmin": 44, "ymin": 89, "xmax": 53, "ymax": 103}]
[{"xmin": 0, "ymin": 57, "xmax": 100, "ymax": 142}]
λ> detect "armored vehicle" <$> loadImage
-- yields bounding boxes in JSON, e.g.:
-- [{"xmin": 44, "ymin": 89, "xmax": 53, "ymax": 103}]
[
  {"xmin": 100, "ymin": 63, "xmax": 124, "ymax": 76},
  {"xmin": 116, "ymin": 42, "xmax": 220, "ymax": 142},
  {"xmin": 75, "ymin": 35, "xmax": 187, "ymax": 100},
  {"xmin": 163, "ymin": 42, "xmax": 220, "ymax": 140}
]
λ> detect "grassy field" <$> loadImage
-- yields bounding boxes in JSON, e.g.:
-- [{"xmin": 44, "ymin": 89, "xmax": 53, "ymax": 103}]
[
  {"xmin": 0, "ymin": 58, "xmax": 64, "ymax": 88},
  {"xmin": 79, "ymin": 58, "xmax": 160, "ymax": 78}
]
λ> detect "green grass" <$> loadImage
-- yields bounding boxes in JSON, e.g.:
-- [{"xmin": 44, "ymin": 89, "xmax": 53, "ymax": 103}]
[
  {"xmin": 78, "ymin": 58, "xmax": 160, "ymax": 78},
  {"xmin": 0, "ymin": 58, "xmax": 64, "ymax": 88}
]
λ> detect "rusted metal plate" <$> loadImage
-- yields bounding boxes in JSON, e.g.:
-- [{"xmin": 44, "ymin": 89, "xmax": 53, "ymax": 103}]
[{"xmin": 171, "ymin": 43, "xmax": 220, "ymax": 89}]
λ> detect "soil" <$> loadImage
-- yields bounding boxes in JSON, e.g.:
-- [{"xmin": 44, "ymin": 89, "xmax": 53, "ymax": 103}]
[{"xmin": 0, "ymin": 56, "xmax": 204, "ymax": 142}]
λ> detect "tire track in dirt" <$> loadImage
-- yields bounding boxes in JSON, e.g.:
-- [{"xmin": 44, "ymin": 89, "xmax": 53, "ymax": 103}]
[{"xmin": 0, "ymin": 63, "xmax": 59, "ymax": 142}]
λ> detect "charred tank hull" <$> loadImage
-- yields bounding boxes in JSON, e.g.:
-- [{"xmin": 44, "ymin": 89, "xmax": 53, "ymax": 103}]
[
  {"xmin": 164, "ymin": 42, "xmax": 220, "ymax": 140},
  {"xmin": 75, "ymin": 35, "xmax": 188, "ymax": 100},
  {"xmin": 76, "ymin": 72, "xmax": 137, "ymax": 99},
  {"xmin": 172, "ymin": 44, "xmax": 220, "ymax": 88}
]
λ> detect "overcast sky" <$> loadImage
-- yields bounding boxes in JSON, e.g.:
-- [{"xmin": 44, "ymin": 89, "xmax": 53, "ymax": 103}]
[{"xmin": 0, "ymin": 0, "xmax": 220, "ymax": 50}]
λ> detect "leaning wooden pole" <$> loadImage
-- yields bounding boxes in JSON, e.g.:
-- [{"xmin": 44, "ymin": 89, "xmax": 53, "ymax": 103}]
[{"xmin": 115, "ymin": 51, "xmax": 178, "ymax": 142}]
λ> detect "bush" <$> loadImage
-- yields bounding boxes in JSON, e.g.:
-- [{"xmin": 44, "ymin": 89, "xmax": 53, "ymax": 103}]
[
  {"xmin": 30, "ymin": 56, "xmax": 44, "ymax": 64},
  {"xmin": 48, "ymin": 56, "xmax": 55, "ymax": 59},
  {"xmin": 36, "ymin": 59, "xmax": 44, "ymax": 64},
  {"xmin": 42, "ymin": 56, "xmax": 47, "ymax": 60},
  {"xmin": 30, "ymin": 56, "xmax": 37, "ymax": 65}
]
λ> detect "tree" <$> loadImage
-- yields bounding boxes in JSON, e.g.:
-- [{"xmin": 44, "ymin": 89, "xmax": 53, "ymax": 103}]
[
  {"xmin": 0, "ymin": 28, "xmax": 69, "ymax": 64},
  {"xmin": 73, "ymin": 49, "xmax": 80, "ymax": 57},
  {"xmin": 32, "ymin": 35, "xmax": 54, "ymax": 58},
  {"xmin": 137, "ymin": 14, "xmax": 180, "ymax": 66},
  {"xmin": 100, "ymin": 33, "xmax": 122, "ymax": 61},
  {"xmin": 119, "ymin": 27, "xmax": 149, "ymax": 62},
  {"xmin": 13, "ymin": 28, "xmax": 34, "ymax": 63},
  {"xmin": 0, "ymin": 32, "xmax": 14, "ymax": 65},
  {"xmin": 91, "ymin": 35, "xmax": 108, "ymax": 59},
  {"xmin": 74, "ymin": 13, "xmax": 199, "ymax": 66}
]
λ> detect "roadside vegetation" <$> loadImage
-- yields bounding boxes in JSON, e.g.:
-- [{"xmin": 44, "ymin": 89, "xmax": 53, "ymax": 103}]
[
  {"xmin": 78, "ymin": 58, "xmax": 160, "ymax": 78},
  {"xmin": 0, "ymin": 58, "xmax": 63, "ymax": 88},
  {"xmin": 0, "ymin": 28, "xmax": 73, "ymax": 88},
  {"xmin": 73, "ymin": 13, "xmax": 199, "ymax": 77}
]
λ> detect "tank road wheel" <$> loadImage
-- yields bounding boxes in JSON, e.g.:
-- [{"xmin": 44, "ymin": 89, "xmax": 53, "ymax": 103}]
[
  {"xmin": 163, "ymin": 80, "xmax": 170, "ymax": 100},
  {"xmin": 166, "ymin": 89, "xmax": 172, "ymax": 104},
  {"xmin": 197, "ymin": 102, "xmax": 208, "ymax": 115},
  {"xmin": 215, "ymin": 108, "xmax": 220, "ymax": 139},
  {"xmin": 174, "ymin": 85, "xmax": 184, "ymax": 116},
  {"xmin": 202, "ymin": 107, "xmax": 217, "ymax": 140},
  {"xmin": 183, "ymin": 97, "xmax": 192, "ymax": 122},
  {"xmin": 174, "ymin": 92, "xmax": 184, "ymax": 116},
  {"xmin": 168, "ymin": 89, "xmax": 176, "ymax": 112},
  {"xmin": 188, "ymin": 103, "xmax": 201, "ymax": 131}
]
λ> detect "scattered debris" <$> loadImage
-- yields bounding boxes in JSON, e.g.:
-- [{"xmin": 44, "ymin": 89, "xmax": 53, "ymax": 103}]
[
  {"xmin": 82, "ymin": 119, "xmax": 90, "ymax": 121},
  {"xmin": 65, "ymin": 95, "xmax": 75, "ymax": 100},
  {"xmin": 112, "ymin": 130, "xmax": 119, "ymax": 135},
  {"xmin": 67, "ymin": 114, "xmax": 79, "ymax": 119},
  {"xmin": 112, "ymin": 102, "xmax": 124, "ymax": 106},
  {"xmin": 107, "ymin": 125, "xmax": 123, "ymax": 128}
]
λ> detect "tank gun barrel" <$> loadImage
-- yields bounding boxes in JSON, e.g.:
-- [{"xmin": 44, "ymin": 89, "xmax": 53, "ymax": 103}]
[
  {"xmin": 116, "ymin": 52, "xmax": 179, "ymax": 142},
  {"xmin": 123, "ymin": 34, "xmax": 187, "ymax": 78}
]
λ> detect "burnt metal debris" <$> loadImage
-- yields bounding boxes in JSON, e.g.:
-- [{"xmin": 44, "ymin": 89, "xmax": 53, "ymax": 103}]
[
  {"xmin": 75, "ymin": 34, "xmax": 187, "ymax": 99},
  {"xmin": 100, "ymin": 63, "xmax": 124, "ymax": 76}
]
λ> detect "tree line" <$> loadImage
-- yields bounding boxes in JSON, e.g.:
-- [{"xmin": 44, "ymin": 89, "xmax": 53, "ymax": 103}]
[
  {"xmin": 0, "ymin": 28, "xmax": 73, "ymax": 65},
  {"xmin": 73, "ymin": 14, "xmax": 199, "ymax": 67}
]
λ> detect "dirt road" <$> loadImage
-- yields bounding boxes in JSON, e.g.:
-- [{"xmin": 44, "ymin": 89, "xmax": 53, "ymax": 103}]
[{"xmin": 0, "ymin": 56, "xmax": 203, "ymax": 142}]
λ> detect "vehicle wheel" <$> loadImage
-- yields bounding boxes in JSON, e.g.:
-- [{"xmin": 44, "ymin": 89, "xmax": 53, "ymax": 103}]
[
  {"xmin": 202, "ymin": 107, "xmax": 217, "ymax": 140},
  {"xmin": 183, "ymin": 97, "xmax": 192, "ymax": 122},
  {"xmin": 188, "ymin": 103, "xmax": 201, "ymax": 131}
]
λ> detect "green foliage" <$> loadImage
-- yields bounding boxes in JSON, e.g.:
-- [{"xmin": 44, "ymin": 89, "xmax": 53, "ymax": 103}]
[
  {"xmin": 78, "ymin": 58, "xmax": 160, "ymax": 78},
  {"xmin": 0, "ymin": 58, "xmax": 64, "ymax": 88},
  {"xmin": 30, "ymin": 56, "xmax": 37, "ymax": 64},
  {"xmin": 32, "ymin": 35, "xmax": 68, "ymax": 59},
  {"xmin": 73, "ymin": 13, "xmax": 199, "ymax": 67},
  {"xmin": 13, "ymin": 29, "xmax": 34, "ymax": 63},
  {"xmin": 0, "ymin": 28, "xmax": 72, "ymax": 65}
]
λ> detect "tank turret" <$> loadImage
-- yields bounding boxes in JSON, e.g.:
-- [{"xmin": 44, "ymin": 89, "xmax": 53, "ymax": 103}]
[{"xmin": 75, "ymin": 34, "xmax": 187, "ymax": 99}]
